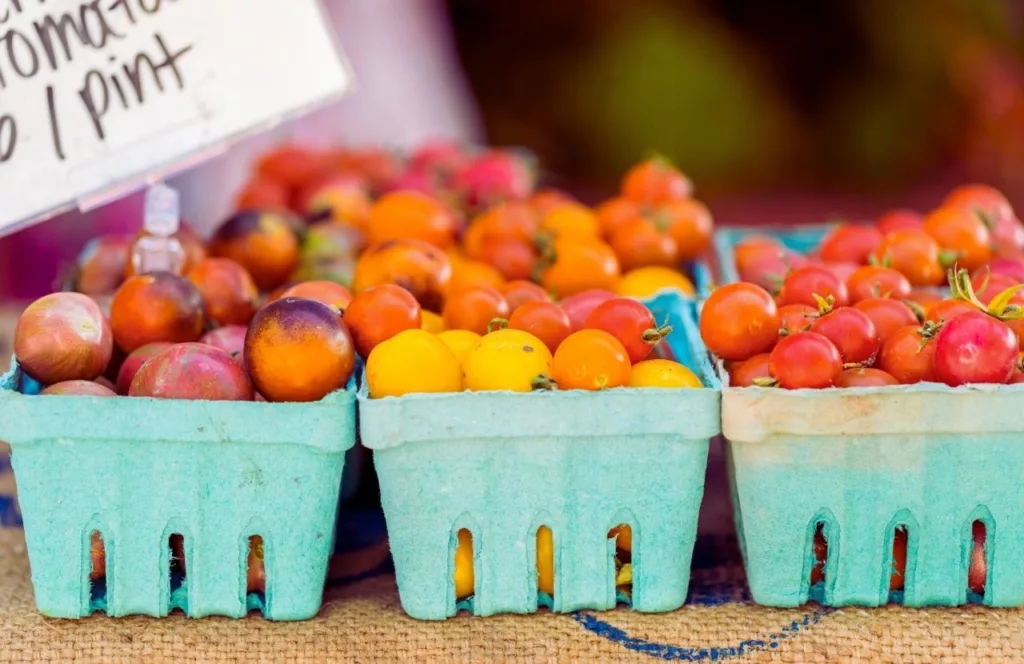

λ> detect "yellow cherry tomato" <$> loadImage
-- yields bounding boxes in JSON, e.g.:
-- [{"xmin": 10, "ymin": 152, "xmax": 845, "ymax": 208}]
[
  {"xmin": 616, "ymin": 266, "xmax": 695, "ymax": 298},
  {"xmin": 462, "ymin": 329, "xmax": 553, "ymax": 392},
  {"xmin": 628, "ymin": 359, "xmax": 702, "ymax": 388},
  {"xmin": 420, "ymin": 309, "xmax": 446, "ymax": 334},
  {"xmin": 454, "ymin": 529, "xmax": 474, "ymax": 600},
  {"xmin": 537, "ymin": 525, "xmax": 554, "ymax": 596},
  {"xmin": 367, "ymin": 329, "xmax": 462, "ymax": 398},
  {"xmin": 437, "ymin": 329, "xmax": 482, "ymax": 364},
  {"xmin": 609, "ymin": 524, "xmax": 633, "ymax": 553}
]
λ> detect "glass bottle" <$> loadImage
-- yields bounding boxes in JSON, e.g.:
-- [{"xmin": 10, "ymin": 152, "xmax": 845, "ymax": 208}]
[{"xmin": 131, "ymin": 182, "xmax": 186, "ymax": 276}]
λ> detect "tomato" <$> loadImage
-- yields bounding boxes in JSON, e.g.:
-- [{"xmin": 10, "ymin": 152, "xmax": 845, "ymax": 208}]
[
  {"xmin": 616, "ymin": 267, "xmax": 695, "ymax": 298},
  {"xmin": 943, "ymin": 184, "xmax": 1014, "ymax": 227},
  {"xmin": 366, "ymin": 329, "xmax": 462, "ymax": 397},
  {"xmin": 442, "ymin": 286, "xmax": 511, "ymax": 336},
  {"xmin": 728, "ymin": 353, "xmax": 772, "ymax": 387},
  {"xmin": 536, "ymin": 525, "xmax": 555, "ymax": 596},
  {"xmin": 878, "ymin": 326, "xmax": 937, "ymax": 384},
  {"xmin": 420, "ymin": 310, "xmax": 445, "ymax": 334},
  {"xmin": 585, "ymin": 298, "xmax": 668, "ymax": 364},
  {"xmin": 628, "ymin": 359, "xmax": 702, "ymax": 388},
  {"xmin": 872, "ymin": 230, "xmax": 945, "ymax": 286},
  {"xmin": 925, "ymin": 299, "xmax": 976, "ymax": 324},
  {"xmin": 463, "ymin": 202, "xmax": 539, "ymax": 259},
  {"xmin": 297, "ymin": 173, "xmax": 372, "ymax": 228},
  {"xmin": 529, "ymin": 188, "xmax": 577, "ymax": 216},
  {"xmin": 365, "ymin": 191, "xmax": 458, "ymax": 249},
  {"xmin": 846, "ymin": 265, "xmax": 912, "ymax": 303},
  {"xmin": 344, "ymin": 284, "xmax": 422, "ymax": 358},
  {"xmin": 981, "ymin": 258, "xmax": 1024, "ymax": 283},
  {"xmin": 333, "ymin": 147, "xmax": 404, "ymax": 192},
  {"xmin": 819, "ymin": 224, "xmax": 884, "ymax": 265},
  {"xmin": 621, "ymin": 158, "xmax": 692, "ymax": 205},
  {"xmin": 256, "ymin": 145, "xmax": 331, "ymax": 188},
  {"xmin": 700, "ymin": 283, "xmax": 780, "ymax": 361},
  {"xmin": 500, "ymin": 280, "xmax": 551, "ymax": 311},
  {"xmin": 445, "ymin": 258, "xmax": 506, "ymax": 296},
  {"xmin": 409, "ymin": 140, "xmax": 467, "ymax": 180},
  {"xmin": 661, "ymin": 198, "xmax": 714, "ymax": 261},
  {"xmin": 610, "ymin": 217, "xmax": 678, "ymax": 271},
  {"xmin": 436, "ymin": 329, "xmax": 481, "ymax": 364},
  {"xmin": 778, "ymin": 304, "xmax": 816, "ymax": 335},
  {"xmin": 738, "ymin": 252, "xmax": 804, "ymax": 293},
  {"xmin": 835, "ymin": 367, "xmax": 900, "ymax": 387},
  {"xmin": 452, "ymin": 150, "xmax": 534, "ymax": 210},
  {"xmin": 809, "ymin": 307, "xmax": 879, "ymax": 364},
  {"xmin": 539, "ymin": 203, "xmax": 601, "ymax": 241},
  {"xmin": 734, "ymin": 235, "xmax": 784, "ymax": 276},
  {"xmin": 876, "ymin": 208, "xmax": 924, "ymax": 235},
  {"xmin": 933, "ymin": 311, "xmax": 1018, "ymax": 386},
  {"xmin": 971, "ymin": 272, "xmax": 1024, "ymax": 307},
  {"xmin": 277, "ymin": 280, "xmax": 353, "ymax": 311},
  {"xmin": 560, "ymin": 289, "xmax": 617, "ymax": 331},
  {"xmin": 476, "ymin": 238, "xmax": 536, "ymax": 281},
  {"xmin": 462, "ymin": 329, "xmax": 553, "ymax": 392},
  {"xmin": 968, "ymin": 521, "xmax": 987, "ymax": 596},
  {"xmin": 853, "ymin": 298, "xmax": 919, "ymax": 345},
  {"xmin": 825, "ymin": 261, "xmax": 861, "ymax": 285},
  {"xmin": 922, "ymin": 206, "xmax": 991, "ymax": 271},
  {"xmin": 768, "ymin": 332, "xmax": 842, "ymax": 389},
  {"xmin": 552, "ymin": 330, "xmax": 632, "ymax": 390},
  {"xmin": 235, "ymin": 177, "xmax": 291, "ymax": 212},
  {"xmin": 507, "ymin": 301, "xmax": 573, "ymax": 353},
  {"xmin": 595, "ymin": 196, "xmax": 643, "ymax": 239},
  {"xmin": 779, "ymin": 265, "xmax": 849, "ymax": 308},
  {"xmin": 539, "ymin": 238, "xmax": 621, "ymax": 298},
  {"xmin": 352, "ymin": 240, "xmax": 453, "ymax": 312},
  {"xmin": 906, "ymin": 289, "xmax": 944, "ymax": 311},
  {"xmin": 453, "ymin": 529, "xmax": 474, "ymax": 600}
]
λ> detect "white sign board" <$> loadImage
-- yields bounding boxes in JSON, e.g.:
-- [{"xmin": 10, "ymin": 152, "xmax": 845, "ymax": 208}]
[{"xmin": 0, "ymin": 0, "xmax": 352, "ymax": 236}]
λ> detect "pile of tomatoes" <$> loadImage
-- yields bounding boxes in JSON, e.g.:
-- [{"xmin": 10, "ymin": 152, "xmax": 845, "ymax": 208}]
[{"xmin": 704, "ymin": 184, "xmax": 1024, "ymax": 389}]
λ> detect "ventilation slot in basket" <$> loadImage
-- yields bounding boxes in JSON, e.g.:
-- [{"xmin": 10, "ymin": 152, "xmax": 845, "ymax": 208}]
[
  {"xmin": 609, "ymin": 524, "xmax": 633, "ymax": 607},
  {"xmin": 246, "ymin": 535, "xmax": 267, "ymax": 614},
  {"xmin": 88, "ymin": 530, "xmax": 108, "ymax": 614},
  {"xmin": 452, "ymin": 528, "xmax": 475, "ymax": 614},
  {"xmin": 888, "ymin": 526, "xmax": 908, "ymax": 603},
  {"xmin": 536, "ymin": 526, "xmax": 554, "ymax": 609},
  {"xmin": 168, "ymin": 534, "xmax": 187, "ymax": 613},
  {"xmin": 808, "ymin": 523, "xmax": 828, "ymax": 602},
  {"xmin": 968, "ymin": 520, "xmax": 988, "ymax": 602}
]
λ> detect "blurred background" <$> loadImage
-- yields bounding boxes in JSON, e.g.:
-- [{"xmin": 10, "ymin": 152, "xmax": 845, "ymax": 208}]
[{"xmin": 1, "ymin": 0, "xmax": 1022, "ymax": 302}]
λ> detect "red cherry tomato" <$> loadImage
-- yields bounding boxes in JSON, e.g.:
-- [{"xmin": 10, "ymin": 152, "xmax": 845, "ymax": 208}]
[
  {"xmin": 778, "ymin": 304, "xmax": 816, "ymax": 336},
  {"xmin": 507, "ymin": 301, "xmax": 572, "ymax": 354},
  {"xmin": 846, "ymin": 266, "xmax": 912, "ymax": 303},
  {"xmin": 971, "ymin": 272, "xmax": 1024, "ymax": 307},
  {"xmin": 500, "ymin": 280, "xmax": 551, "ymax": 311},
  {"xmin": 700, "ymin": 283, "xmax": 780, "ymax": 362},
  {"xmin": 728, "ymin": 353, "xmax": 771, "ymax": 387},
  {"xmin": 779, "ymin": 265, "xmax": 850, "ymax": 308},
  {"xmin": 924, "ymin": 299, "xmax": 977, "ymax": 325},
  {"xmin": 835, "ymin": 367, "xmax": 900, "ymax": 387},
  {"xmin": 819, "ymin": 224, "xmax": 883, "ymax": 265},
  {"xmin": 585, "ymin": 298, "xmax": 668, "ymax": 364},
  {"xmin": 878, "ymin": 325, "xmax": 937, "ymax": 384},
  {"xmin": 933, "ymin": 311, "xmax": 1018, "ymax": 386},
  {"xmin": 343, "ymin": 284, "xmax": 422, "ymax": 358},
  {"xmin": 981, "ymin": 258, "xmax": 1024, "ymax": 283},
  {"xmin": 876, "ymin": 208, "xmax": 924, "ymax": 235},
  {"xmin": 560, "ymin": 289, "xmax": 617, "ymax": 332},
  {"xmin": 442, "ymin": 286, "xmax": 511, "ymax": 335},
  {"xmin": 853, "ymin": 298, "xmax": 919, "ymax": 345},
  {"xmin": 768, "ymin": 332, "xmax": 842, "ymax": 389},
  {"xmin": 824, "ymin": 261, "xmax": 860, "ymax": 285},
  {"xmin": 809, "ymin": 307, "xmax": 879, "ymax": 365}
]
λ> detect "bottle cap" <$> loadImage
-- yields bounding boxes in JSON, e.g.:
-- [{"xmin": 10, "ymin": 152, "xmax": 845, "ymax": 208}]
[{"xmin": 143, "ymin": 183, "xmax": 180, "ymax": 236}]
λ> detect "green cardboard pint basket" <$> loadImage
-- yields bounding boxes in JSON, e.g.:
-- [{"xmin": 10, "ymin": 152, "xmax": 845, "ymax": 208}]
[
  {"xmin": 360, "ymin": 293, "xmax": 721, "ymax": 620},
  {"xmin": 0, "ymin": 360, "xmax": 355, "ymax": 620}
]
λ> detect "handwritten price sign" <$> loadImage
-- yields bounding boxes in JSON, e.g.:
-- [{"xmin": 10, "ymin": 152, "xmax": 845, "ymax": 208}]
[{"xmin": 0, "ymin": 0, "xmax": 351, "ymax": 236}]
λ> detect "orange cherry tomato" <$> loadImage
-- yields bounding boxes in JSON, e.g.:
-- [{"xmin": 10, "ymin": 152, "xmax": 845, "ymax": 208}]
[
  {"xmin": 905, "ymin": 288, "xmax": 944, "ymax": 311},
  {"xmin": 595, "ymin": 196, "xmax": 643, "ymax": 239},
  {"xmin": 734, "ymin": 235, "xmax": 784, "ymax": 276},
  {"xmin": 661, "ymin": 198, "xmax": 714, "ymax": 261},
  {"xmin": 728, "ymin": 353, "xmax": 772, "ymax": 387},
  {"xmin": 343, "ymin": 284, "xmax": 422, "ymax": 358},
  {"xmin": 819, "ymin": 224, "xmax": 883, "ymax": 265},
  {"xmin": 699, "ymin": 283, "xmax": 780, "ymax": 361},
  {"xmin": 256, "ymin": 145, "xmax": 331, "ymax": 188},
  {"xmin": 922, "ymin": 206, "xmax": 991, "ymax": 271},
  {"xmin": 539, "ymin": 202, "xmax": 601, "ymax": 241},
  {"xmin": 610, "ymin": 217, "xmax": 678, "ymax": 271},
  {"xmin": 621, "ymin": 158, "xmax": 692, "ymax": 206},
  {"xmin": 507, "ymin": 301, "xmax": 573, "ymax": 353},
  {"xmin": 476, "ymin": 238, "xmax": 536, "ymax": 281},
  {"xmin": 853, "ymin": 297, "xmax": 919, "ymax": 346},
  {"xmin": 442, "ymin": 286, "xmax": 511, "ymax": 335},
  {"xmin": 352, "ymin": 240, "xmax": 453, "ymax": 312},
  {"xmin": 463, "ymin": 201, "xmax": 539, "ymax": 259},
  {"xmin": 365, "ymin": 191, "xmax": 458, "ymax": 249},
  {"xmin": 500, "ymin": 280, "xmax": 551, "ymax": 311},
  {"xmin": 835, "ymin": 367, "xmax": 899, "ymax": 387},
  {"xmin": 778, "ymin": 304, "xmax": 816, "ymax": 335},
  {"xmin": 878, "ymin": 325, "xmax": 937, "ymax": 384},
  {"xmin": 539, "ymin": 238, "xmax": 621, "ymax": 299},
  {"xmin": 871, "ymin": 229, "xmax": 945, "ymax": 287},
  {"xmin": 529, "ymin": 188, "xmax": 577, "ymax": 216},
  {"xmin": 552, "ymin": 329, "xmax": 632, "ymax": 390},
  {"xmin": 943, "ymin": 184, "xmax": 1014, "ymax": 226},
  {"xmin": 846, "ymin": 265, "xmax": 912, "ymax": 303},
  {"xmin": 925, "ymin": 299, "xmax": 976, "ymax": 325},
  {"xmin": 277, "ymin": 280, "xmax": 353, "ymax": 311},
  {"xmin": 445, "ymin": 259, "xmax": 506, "ymax": 296}
]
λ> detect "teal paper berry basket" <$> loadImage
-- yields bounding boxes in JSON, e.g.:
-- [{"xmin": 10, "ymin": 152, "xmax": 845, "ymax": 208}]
[
  {"xmin": 0, "ymin": 361, "xmax": 355, "ymax": 620},
  {"xmin": 360, "ymin": 294, "xmax": 721, "ymax": 620},
  {"xmin": 713, "ymin": 223, "xmax": 1017, "ymax": 608}
]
